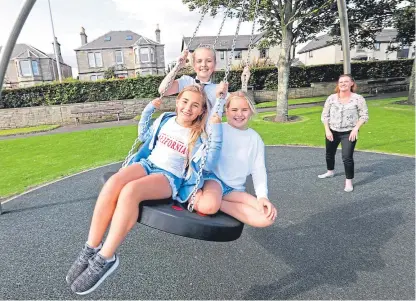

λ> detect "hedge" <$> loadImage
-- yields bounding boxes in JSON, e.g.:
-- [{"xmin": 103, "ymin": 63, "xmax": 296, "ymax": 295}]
[{"xmin": 1, "ymin": 59, "xmax": 413, "ymax": 108}]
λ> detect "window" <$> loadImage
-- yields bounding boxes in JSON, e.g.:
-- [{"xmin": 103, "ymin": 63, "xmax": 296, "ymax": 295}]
[
  {"xmin": 308, "ymin": 51, "xmax": 313, "ymax": 58},
  {"xmin": 90, "ymin": 74, "xmax": 104, "ymax": 81},
  {"xmin": 140, "ymin": 48, "xmax": 149, "ymax": 62},
  {"xmin": 31, "ymin": 61, "xmax": 40, "ymax": 75},
  {"xmin": 150, "ymin": 48, "xmax": 155, "ymax": 62},
  {"xmin": 115, "ymin": 50, "xmax": 123, "ymax": 64},
  {"xmin": 356, "ymin": 45, "xmax": 365, "ymax": 52},
  {"xmin": 104, "ymin": 36, "xmax": 111, "ymax": 41},
  {"xmin": 134, "ymin": 48, "xmax": 139, "ymax": 64},
  {"xmin": 374, "ymin": 42, "xmax": 381, "ymax": 51},
  {"xmin": 88, "ymin": 52, "xmax": 103, "ymax": 68},
  {"xmin": 260, "ymin": 48, "xmax": 269, "ymax": 58},
  {"xmin": 19, "ymin": 60, "xmax": 32, "ymax": 76},
  {"xmin": 141, "ymin": 69, "xmax": 150, "ymax": 75},
  {"xmin": 220, "ymin": 51, "xmax": 225, "ymax": 60},
  {"xmin": 126, "ymin": 35, "xmax": 133, "ymax": 40},
  {"xmin": 234, "ymin": 50, "xmax": 242, "ymax": 59}
]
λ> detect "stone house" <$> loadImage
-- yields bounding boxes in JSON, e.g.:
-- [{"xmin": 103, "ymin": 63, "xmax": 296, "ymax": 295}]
[{"xmin": 74, "ymin": 26, "xmax": 165, "ymax": 81}]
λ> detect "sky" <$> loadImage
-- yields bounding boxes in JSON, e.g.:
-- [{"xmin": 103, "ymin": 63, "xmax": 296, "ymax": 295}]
[{"xmin": 0, "ymin": 0, "xmax": 263, "ymax": 78}]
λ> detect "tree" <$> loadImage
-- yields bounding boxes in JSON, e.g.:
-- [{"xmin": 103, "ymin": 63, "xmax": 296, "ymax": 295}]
[
  {"xmin": 183, "ymin": 0, "xmax": 400, "ymax": 121},
  {"xmin": 104, "ymin": 66, "xmax": 116, "ymax": 79},
  {"xmin": 390, "ymin": 2, "xmax": 415, "ymax": 104}
]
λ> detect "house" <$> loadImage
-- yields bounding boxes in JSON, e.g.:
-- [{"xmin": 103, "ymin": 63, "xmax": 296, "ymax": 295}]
[
  {"xmin": 1, "ymin": 42, "xmax": 72, "ymax": 89},
  {"xmin": 74, "ymin": 26, "xmax": 165, "ymax": 81},
  {"xmin": 297, "ymin": 29, "xmax": 416, "ymax": 66},
  {"xmin": 181, "ymin": 33, "xmax": 281, "ymax": 70}
]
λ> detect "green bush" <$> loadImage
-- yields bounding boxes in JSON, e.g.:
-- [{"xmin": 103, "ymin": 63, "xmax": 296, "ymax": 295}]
[{"xmin": 1, "ymin": 59, "xmax": 412, "ymax": 108}]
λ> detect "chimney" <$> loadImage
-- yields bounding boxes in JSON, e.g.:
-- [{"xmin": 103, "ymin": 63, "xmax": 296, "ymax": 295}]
[
  {"xmin": 155, "ymin": 24, "xmax": 161, "ymax": 43},
  {"xmin": 80, "ymin": 27, "xmax": 88, "ymax": 45}
]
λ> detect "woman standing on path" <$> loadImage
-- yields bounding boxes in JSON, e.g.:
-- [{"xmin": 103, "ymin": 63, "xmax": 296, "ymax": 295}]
[{"xmin": 318, "ymin": 74, "xmax": 369, "ymax": 192}]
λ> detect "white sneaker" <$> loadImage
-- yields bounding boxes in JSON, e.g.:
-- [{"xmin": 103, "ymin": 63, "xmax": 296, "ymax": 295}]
[
  {"xmin": 318, "ymin": 172, "xmax": 335, "ymax": 179},
  {"xmin": 344, "ymin": 185, "xmax": 354, "ymax": 192}
]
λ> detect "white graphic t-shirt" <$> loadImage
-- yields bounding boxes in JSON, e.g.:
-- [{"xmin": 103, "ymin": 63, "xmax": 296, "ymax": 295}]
[{"xmin": 147, "ymin": 118, "xmax": 190, "ymax": 178}]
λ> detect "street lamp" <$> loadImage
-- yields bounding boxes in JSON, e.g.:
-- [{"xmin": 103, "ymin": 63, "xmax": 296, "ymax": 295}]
[
  {"xmin": 47, "ymin": 0, "xmax": 62, "ymax": 82},
  {"xmin": 337, "ymin": 0, "xmax": 351, "ymax": 74}
]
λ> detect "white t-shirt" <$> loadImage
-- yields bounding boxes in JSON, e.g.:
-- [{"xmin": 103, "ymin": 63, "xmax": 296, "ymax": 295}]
[
  {"xmin": 212, "ymin": 123, "xmax": 268, "ymax": 199},
  {"xmin": 147, "ymin": 118, "xmax": 190, "ymax": 178}
]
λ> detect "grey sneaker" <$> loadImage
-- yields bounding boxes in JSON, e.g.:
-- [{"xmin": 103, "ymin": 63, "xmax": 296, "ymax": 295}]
[
  {"xmin": 71, "ymin": 253, "xmax": 119, "ymax": 295},
  {"xmin": 65, "ymin": 243, "xmax": 101, "ymax": 285}
]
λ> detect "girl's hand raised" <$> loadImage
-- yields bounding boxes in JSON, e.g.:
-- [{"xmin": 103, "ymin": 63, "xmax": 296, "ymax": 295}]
[
  {"xmin": 177, "ymin": 50, "xmax": 189, "ymax": 69},
  {"xmin": 151, "ymin": 98, "xmax": 162, "ymax": 109},
  {"xmin": 216, "ymin": 81, "xmax": 228, "ymax": 98},
  {"xmin": 210, "ymin": 113, "xmax": 221, "ymax": 124}
]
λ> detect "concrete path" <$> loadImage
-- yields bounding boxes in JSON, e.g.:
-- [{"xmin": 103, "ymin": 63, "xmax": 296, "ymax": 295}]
[{"xmin": 0, "ymin": 146, "xmax": 414, "ymax": 300}]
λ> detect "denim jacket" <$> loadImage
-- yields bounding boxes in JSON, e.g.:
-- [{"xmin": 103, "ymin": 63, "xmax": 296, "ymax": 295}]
[{"xmin": 126, "ymin": 102, "xmax": 223, "ymax": 203}]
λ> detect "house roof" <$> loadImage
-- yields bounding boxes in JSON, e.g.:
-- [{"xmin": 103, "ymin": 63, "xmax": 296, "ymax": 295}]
[
  {"xmin": 0, "ymin": 43, "xmax": 50, "ymax": 59},
  {"xmin": 181, "ymin": 33, "xmax": 264, "ymax": 51},
  {"xmin": 297, "ymin": 28, "xmax": 399, "ymax": 54},
  {"xmin": 75, "ymin": 30, "xmax": 161, "ymax": 51}
]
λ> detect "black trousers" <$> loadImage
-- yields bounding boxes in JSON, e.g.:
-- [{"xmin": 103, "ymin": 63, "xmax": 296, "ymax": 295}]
[{"xmin": 325, "ymin": 130, "xmax": 357, "ymax": 179}]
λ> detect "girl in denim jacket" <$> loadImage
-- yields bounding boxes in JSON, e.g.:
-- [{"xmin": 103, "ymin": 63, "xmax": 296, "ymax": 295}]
[{"xmin": 66, "ymin": 85, "xmax": 222, "ymax": 295}]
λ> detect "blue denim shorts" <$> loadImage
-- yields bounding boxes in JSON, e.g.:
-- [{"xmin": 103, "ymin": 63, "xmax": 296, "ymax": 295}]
[
  {"xmin": 202, "ymin": 171, "xmax": 245, "ymax": 196},
  {"xmin": 136, "ymin": 158, "xmax": 183, "ymax": 201}
]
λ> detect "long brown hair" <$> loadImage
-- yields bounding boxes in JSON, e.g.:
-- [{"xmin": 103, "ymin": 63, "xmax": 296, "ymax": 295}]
[
  {"xmin": 335, "ymin": 74, "xmax": 357, "ymax": 93},
  {"xmin": 176, "ymin": 85, "xmax": 209, "ymax": 172}
]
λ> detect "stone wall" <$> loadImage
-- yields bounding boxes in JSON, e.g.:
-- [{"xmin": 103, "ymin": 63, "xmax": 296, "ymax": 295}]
[
  {"xmin": 0, "ymin": 97, "xmax": 176, "ymax": 129},
  {"xmin": 0, "ymin": 77, "xmax": 409, "ymax": 129}
]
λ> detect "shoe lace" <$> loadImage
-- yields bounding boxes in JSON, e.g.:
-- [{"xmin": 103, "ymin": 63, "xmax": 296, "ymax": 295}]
[{"xmin": 89, "ymin": 256, "xmax": 106, "ymax": 274}]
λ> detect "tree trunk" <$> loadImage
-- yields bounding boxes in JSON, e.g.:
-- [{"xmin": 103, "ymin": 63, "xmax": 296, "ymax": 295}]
[
  {"xmin": 409, "ymin": 58, "xmax": 415, "ymax": 105},
  {"xmin": 275, "ymin": 26, "xmax": 293, "ymax": 122}
]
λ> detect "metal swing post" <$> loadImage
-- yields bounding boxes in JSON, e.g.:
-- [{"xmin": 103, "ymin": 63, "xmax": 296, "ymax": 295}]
[{"xmin": 0, "ymin": 0, "xmax": 37, "ymax": 215}]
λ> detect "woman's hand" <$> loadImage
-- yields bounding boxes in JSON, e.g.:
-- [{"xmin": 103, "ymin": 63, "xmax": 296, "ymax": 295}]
[
  {"xmin": 241, "ymin": 66, "xmax": 251, "ymax": 83},
  {"xmin": 177, "ymin": 50, "xmax": 189, "ymax": 69},
  {"xmin": 210, "ymin": 113, "xmax": 221, "ymax": 124},
  {"xmin": 349, "ymin": 127, "xmax": 359, "ymax": 141},
  {"xmin": 216, "ymin": 81, "xmax": 228, "ymax": 98},
  {"xmin": 325, "ymin": 129, "xmax": 334, "ymax": 142},
  {"xmin": 257, "ymin": 197, "xmax": 277, "ymax": 221},
  {"xmin": 151, "ymin": 98, "xmax": 162, "ymax": 109}
]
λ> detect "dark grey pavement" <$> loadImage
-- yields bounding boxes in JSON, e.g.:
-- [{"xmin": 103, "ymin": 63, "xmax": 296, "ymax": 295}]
[{"xmin": 0, "ymin": 146, "xmax": 414, "ymax": 300}]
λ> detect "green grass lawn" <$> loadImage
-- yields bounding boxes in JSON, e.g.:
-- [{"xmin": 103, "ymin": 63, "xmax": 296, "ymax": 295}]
[
  {"xmin": 0, "ymin": 97, "xmax": 413, "ymax": 199},
  {"xmin": 0, "ymin": 125, "xmax": 60, "ymax": 136}
]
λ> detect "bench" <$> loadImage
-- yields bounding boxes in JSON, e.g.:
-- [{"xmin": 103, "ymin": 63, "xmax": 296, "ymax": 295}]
[{"xmin": 71, "ymin": 104, "xmax": 124, "ymax": 125}]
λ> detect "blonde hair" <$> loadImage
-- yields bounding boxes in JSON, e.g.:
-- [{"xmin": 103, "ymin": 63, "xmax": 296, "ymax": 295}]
[
  {"xmin": 335, "ymin": 74, "xmax": 357, "ymax": 93},
  {"xmin": 225, "ymin": 91, "xmax": 257, "ymax": 115},
  {"xmin": 176, "ymin": 85, "xmax": 209, "ymax": 173},
  {"xmin": 192, "ymin": 45, "xmax": 217, "ymax": 65}
]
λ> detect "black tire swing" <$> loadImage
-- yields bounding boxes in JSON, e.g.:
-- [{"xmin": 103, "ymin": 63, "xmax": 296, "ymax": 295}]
[{"xmin": 103, "ymin": 0, "xmax": 260, "ymax": 242}]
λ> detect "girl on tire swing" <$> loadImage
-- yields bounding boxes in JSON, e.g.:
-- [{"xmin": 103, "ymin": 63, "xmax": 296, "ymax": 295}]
[
  {"xmin": 66, "ymin": 85, "xmax": 223, "ymax": 295},
  {"xmin": 179, "ymin": 70, "xmax": 277, "ymax": 228}
]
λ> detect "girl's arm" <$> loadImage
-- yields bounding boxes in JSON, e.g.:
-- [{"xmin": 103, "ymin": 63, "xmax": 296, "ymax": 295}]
[
  {"xmin": 356, "ymin": 95, "xmax": 369, "ymax": 127},
  {"xmin": 158, "ymin": 51, "xmax": 188, "ymax": 96},
  {"xmin": 138, "ymin": 100, "xmax": 158, "ymax": 141},
  {"xmin": 321, "ymin": 95, "xmax": 332, "ymax": 126},
  {"xmin": 204, "ymin": 97, "xmax": 225, "ymax": 171},
  {"xmin": 251, "ymin": 137, "xmax": 268, "ymax": 200}
]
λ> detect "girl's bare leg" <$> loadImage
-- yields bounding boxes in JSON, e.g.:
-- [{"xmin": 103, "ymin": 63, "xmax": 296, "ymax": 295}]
[
  {"xmin": 221, "ymin": 192, "xmax": 276, "ymax": 228},
  {"xmin": 87, "ymin": 164, "xmax": 147, "ymax": 247},
  {"xmin": 193, "ymin": 180, "xmax": 222, "ymax": 215},
  {"xmin": 99, "ymin": 174, "xmax": 172, "ymax": 258}
]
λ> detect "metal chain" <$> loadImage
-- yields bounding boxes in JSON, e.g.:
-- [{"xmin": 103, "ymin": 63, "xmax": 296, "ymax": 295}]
[
  {"xmin": 245, "ymin": 0, "xmax": 260, "ymax": 67},
  {"xmin": 223, "ymin": 0, "xmax": 248, "ymax": 83},
  {"xmin": 242, "ymin": 0, "xmax": 260, "ymax": 90},
  {"xmin": 188, "ymin": 0, "xmax": 248, "ymax": 212},
  {"xmin": 187, "ymin": 0, "xmax": 213, "ymax": 50},
  {"xmin": 121, "ymin": 2, "xmax": 213, "ymax": 169},
  {"xmin": 213, "ymin": 0, "xmax": 233, "ymax": 49}
]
